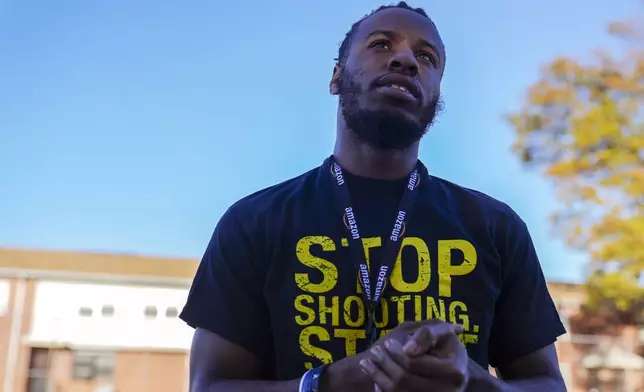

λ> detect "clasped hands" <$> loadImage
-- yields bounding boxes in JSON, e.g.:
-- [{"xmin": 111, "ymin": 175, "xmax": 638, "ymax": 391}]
[{"xmin": 359, "ymin": 320, "xmax": 469, "ymax": 392}]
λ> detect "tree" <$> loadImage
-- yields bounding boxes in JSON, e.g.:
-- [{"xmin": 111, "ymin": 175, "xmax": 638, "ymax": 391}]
[{"xmin": 506, "ymin": 12, "xmax": 644, "ymax": 322}]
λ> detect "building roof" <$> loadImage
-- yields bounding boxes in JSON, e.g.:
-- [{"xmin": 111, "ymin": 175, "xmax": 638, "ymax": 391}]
[{"xmin": 0, "ymin": 247, "xmax": 198, "ymax": 286}]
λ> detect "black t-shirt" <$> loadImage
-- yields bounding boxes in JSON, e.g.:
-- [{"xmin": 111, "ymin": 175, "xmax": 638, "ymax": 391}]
[{"xmin": 180, "ymin": 158, "xmax": 566, "ymax": 380}]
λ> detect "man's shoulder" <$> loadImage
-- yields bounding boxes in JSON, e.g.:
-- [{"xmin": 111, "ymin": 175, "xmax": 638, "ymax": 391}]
[
  {"xmin": 428, "ymin": 176, "xmax": 523, "ymax": 227},
  {"xmin": 226, "ymin": 165, "xmax": 322, "ymax": 221}
]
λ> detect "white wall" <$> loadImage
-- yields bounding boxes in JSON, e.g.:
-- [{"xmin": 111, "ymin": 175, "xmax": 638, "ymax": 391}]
[
  {"xmin": 0, "ymin": 279, "xmax": 9, "ymax": 317},
  {"xmin": 26, "ymin": 281, "xmax": 194, "ymax": 350}
]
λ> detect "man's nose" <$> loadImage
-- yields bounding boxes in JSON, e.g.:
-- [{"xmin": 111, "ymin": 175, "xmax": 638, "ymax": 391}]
[{"xmin": 387, "ymin": 49, "xmax": 418, "ymax": 76}]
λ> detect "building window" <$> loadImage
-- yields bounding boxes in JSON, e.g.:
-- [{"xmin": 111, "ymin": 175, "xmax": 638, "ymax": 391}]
[
  {"xmin": 78, "ymin": 307, "xmax": 93, "ymax": 317},
  {"xmin": 27, "ymin": 348, "xmax": 50, "ymax": 392},
  {"xmin": 587, "ymin": 368, "xmax": 600, "ymax": 390},
  {"xmin": 143, "ymin": 305, "xmax": 158, "ymax": 319},
  {"xmin": 608, "ymin": 369, "xmax": 626, "ymax": 392},
  {"xmin": 165, "ymin": 306, "xmax": 179, "ymax": 318},
  {"xmin": 587, "ymin": 368, "xmax": 626, "ymax": 392},
  {"xmin": 101, "ymin": 305, "xmax": 115, "ymax": 317},
  {"xmin": 72, "ymin": 351, "xmax": 115, "ymax": 381}
]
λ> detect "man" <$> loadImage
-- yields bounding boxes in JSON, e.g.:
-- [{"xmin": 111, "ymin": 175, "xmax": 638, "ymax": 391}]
[{"xmin": 180, "ymin": 2, "xmax": 568, "ymax": 392}]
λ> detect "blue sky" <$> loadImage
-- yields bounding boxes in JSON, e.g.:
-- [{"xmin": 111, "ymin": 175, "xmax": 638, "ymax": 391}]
[{"xmin": 0, "ymin": 0, "xmax": 638, "ymax": 282}]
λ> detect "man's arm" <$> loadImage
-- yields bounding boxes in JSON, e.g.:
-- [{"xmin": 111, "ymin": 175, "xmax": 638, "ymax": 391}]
[
  {"xmin": 188, "ymin": 328, "xmax": 299, "ymax": 392},
  {"xmin": 466, "ymin": 345, "xmax": 566, "ymax": 392},
  {"xmin": 188, "ymin": 328, "xmax": 369, "ymax": 392}
]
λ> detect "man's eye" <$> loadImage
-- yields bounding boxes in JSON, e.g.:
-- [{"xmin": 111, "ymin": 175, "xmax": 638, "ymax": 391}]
[
  {"xmin": 369, "ymin": 40, "xmax": 391, "ymax": 50},
  {"xmin": 417, "ymin": 52, "xmax": 436, "ymax": 66}
]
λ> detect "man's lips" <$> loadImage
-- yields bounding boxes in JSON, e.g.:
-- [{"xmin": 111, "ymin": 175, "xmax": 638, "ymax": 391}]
[{"xmin": 373, "ymin": 73, "xmax": 421, "ymax": 100}]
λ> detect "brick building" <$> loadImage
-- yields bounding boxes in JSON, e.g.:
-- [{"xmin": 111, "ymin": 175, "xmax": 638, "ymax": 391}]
[
  {"xmin": 549, "ymin": 283, "xmax": 644, "ymax": 391},
  {"xmin": 0, "ymin": 248, "xmax": 642, "ymax": 392},
  {"xmin": 0, "ymin": 248, "xmax": 195, "ymax": 392}
]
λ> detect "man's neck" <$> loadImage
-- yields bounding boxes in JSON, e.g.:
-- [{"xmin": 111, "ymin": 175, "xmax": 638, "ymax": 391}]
[{"xmin": 333, "ymin": 132, "xmax": 419, "ymax": 181}]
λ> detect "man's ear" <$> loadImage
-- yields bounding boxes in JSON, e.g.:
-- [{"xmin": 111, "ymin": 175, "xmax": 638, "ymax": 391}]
[{"xmin": 329, "ymin": 64, "xmax": 341, "ymax": 95}]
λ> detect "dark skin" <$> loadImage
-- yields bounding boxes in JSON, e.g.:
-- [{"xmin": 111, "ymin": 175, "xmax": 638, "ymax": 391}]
[
  {"xmin": 330, "ymin": 8, "xmax": 444, "ymax": 180},
  {"xmin": 187, "ymin": 7, "xmax": 566, "ymax": 392},
  {"xmin": 189, "ymin": 321, "xmax": 565, "ymax": 392},
  {"xmin": 363, "ymin": 321, "xmax": 567, "ymax": 392},
  {"xmin": 188, "ymin": 323, "xmax": 412, "ymax": 392}
]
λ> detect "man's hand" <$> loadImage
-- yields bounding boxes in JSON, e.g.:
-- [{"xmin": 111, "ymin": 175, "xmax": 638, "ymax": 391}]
[
  {"xmin": 359, "ymin": 320, "xmax": 469, "ymax": 392},
  {"xmin": 321, "ymin": 321, "xmax": 443, "ymax": 392}
]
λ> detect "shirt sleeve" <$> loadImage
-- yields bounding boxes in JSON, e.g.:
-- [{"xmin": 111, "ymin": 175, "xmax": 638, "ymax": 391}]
[
  {"xmin": 488, "ymin": 211, "xmax": 566, "ymax": 369},
  {"xmin": 179, "ymin": 207, "xmax": 273, "ymax": 360}
]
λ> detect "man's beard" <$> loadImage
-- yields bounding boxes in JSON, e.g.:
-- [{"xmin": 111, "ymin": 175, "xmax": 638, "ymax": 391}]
[{"xmin": 338, "ymin": 71, "xmax": 443, "ymax": 151}]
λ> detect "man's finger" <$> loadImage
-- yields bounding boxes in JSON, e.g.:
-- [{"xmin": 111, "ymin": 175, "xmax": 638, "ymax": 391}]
[
  {"xmin": 364, "ymin": 344, "xmax": 429, "ymax": 392},
  {"xmin": 383, "ymin": 339, "xmax": 410, "ymax": 366},
  {"xmin": 402, "ymin": 322, "xmax": 463, "ymax": 356},
  {"xmin": 408, "ymin": 355, "xmax": 467, "ymax": 386},
  {"xmin": 369, "ymin": 343, "xmax": 408, "ymax": 383},
  {"xmin": 359, "ymin": 358, "xmax": 397, "ymax": 392}
]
